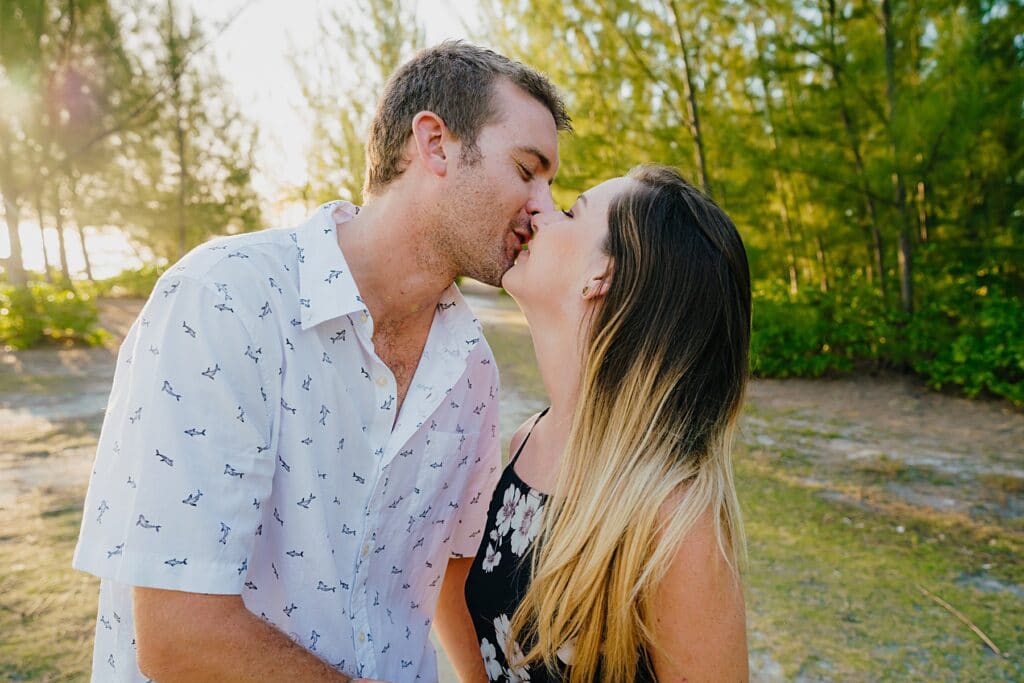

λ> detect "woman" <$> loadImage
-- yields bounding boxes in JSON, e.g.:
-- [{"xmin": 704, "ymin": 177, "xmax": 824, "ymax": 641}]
[{"xmin": 464, "ymin": 165, "xmax": 751, "ymax": 682}]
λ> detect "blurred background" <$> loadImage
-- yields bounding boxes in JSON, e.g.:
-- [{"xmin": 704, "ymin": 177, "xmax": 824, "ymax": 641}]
[{"xmin": 0, "ymin": 0, "xmax": 1021, "ymax": 681}]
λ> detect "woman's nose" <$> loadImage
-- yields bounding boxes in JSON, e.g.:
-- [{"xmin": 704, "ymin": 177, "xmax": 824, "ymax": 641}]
[
  {"xmin": 526, "ymin": 185, "xmax": 556, "ymax": 215},
  {"xmin": 530, "ymin": 213, "xmax": 545, "ymax": 234}
]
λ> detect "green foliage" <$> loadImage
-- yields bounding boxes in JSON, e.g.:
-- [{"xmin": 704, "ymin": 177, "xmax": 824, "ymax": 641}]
[
  {"xmin": 287, "ymin": 0, "xmax": 423, "ymax": 206},
  {"xmin": 751, "ymin": 283, "xmax": 897, "ymax": 378},
  {"xmin": 0, "ymin": 284, "xmax": 107, "ymax": 349},
  {"xmin": 83, "ymin": 264, "xmax": 165, "ymax": 299},
  {"xmin": 482, "ymin": 0, "xmax": 1023, "ymax": 407},
  {"xmin": 751, "ymin": 278, "xmax": 1023, "ymax": 406},
  {"xmin": 905, "ymin": 273, "xmax": 1024, "ymax": 405}
]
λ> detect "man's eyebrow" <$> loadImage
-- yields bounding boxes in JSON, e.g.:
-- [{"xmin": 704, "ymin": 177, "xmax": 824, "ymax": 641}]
[{"xmin": 515, "ymin": 145, "xmax": 552, "ymax": 172}]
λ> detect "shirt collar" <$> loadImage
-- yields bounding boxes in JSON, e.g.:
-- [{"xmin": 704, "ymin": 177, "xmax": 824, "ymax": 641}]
[
  {"xmin": 295, "ymin": 201, "xmax": 367, "ymax": 330},
  {"xmin": 294, "ymin": 200, "xmax": 484, "ymax": 350}
]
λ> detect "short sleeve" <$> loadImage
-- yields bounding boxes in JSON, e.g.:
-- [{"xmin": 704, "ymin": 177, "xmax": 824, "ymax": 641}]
[
  {"xmin": 72, "ymin": 275, "xmax": 279, "ymax": 594},
  {"xmin": 449, "ymin": 371, "xmax": 502, "ymax": 558}
]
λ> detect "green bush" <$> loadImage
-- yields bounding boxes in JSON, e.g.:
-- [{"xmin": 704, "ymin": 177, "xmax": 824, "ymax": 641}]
[
  {"xmin": 905, "ymin": 279, "xmax": 1023, "ymax": 405},
  {"xmin": 0, "ymin": 283, "xmax": 108, "ymax": 349},
  {"xmin": 750, "ymin": 283, "xmax": 897, "ymax": 378},
  {"xmin": 750, "ymin": 277, "xmax": 1023, "ymax": 406},
  {"xmin": 84, "ymin": 264, "xmax": 165, "ymax": 299}
]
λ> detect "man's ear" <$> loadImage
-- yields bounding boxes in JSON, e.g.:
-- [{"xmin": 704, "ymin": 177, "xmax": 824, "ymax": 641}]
[{"xmin": 411, "ymin": 111, "xmax": 449, "ymax": 178}]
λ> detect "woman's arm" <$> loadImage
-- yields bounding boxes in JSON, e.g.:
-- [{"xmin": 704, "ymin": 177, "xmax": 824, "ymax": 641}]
[
  {"xmin": 648, "ymin": 511, "xmax": 749, "ymax": 682},
  {"xmin": 435, "ymin": 557, "xmax": 489, "ymax": 682}
]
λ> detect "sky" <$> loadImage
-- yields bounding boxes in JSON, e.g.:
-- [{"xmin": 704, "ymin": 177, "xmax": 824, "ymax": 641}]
[
  {"xmin": 193, "ymin": 0, "xmax": 484, "ymax": 225},
  {"xmin": 3, "ymin": 0, "xmax": 483, "ymax": 278}
]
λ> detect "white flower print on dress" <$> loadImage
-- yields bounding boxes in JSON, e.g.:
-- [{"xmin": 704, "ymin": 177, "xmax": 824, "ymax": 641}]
[
  {"xmin": 493, "ymin": 613, "xmax": 512, "ymax": 660},
  {"xmin": 493, "ymin": 613, "xmax": 531, "ymax": 681},
  {"xmin": 482, "ymin": 543, "xmax": 502, "ymax": 573},
  {"xmin": 481, "ymin": 637, "xmax": 504, "ymax": 681},
  {"xmin": 509, "ymin": 490, "xmax": 544, "ymax": 556},
  {"xmin": 495, "ymin": 483, "xmax": 522, "ymax": 537},
  {"xmin": 507, "ymin": 640, "xmax": 531, "ymax": 682}
]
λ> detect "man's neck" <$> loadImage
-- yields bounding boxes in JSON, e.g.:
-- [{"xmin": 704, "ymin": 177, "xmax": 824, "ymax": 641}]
[{"xmin": 337, "ymin": 190, "xmax": 454, "ymax": 331}]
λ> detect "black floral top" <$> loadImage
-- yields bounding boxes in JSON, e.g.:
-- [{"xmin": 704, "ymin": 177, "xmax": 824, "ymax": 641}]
[{"xmin": 464, "ymin": 410, "xmax": 656, "ymax": 682}]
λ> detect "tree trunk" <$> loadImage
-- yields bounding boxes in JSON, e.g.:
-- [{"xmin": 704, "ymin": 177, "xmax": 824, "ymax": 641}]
[
  {"xmin": 2, "ymin": 197, "xmax": 27, "ymax": 288},
  {"xmin": 34, "ymin": 186, "xmax": 53, "ymax": 283},
  {"xmin": 75, "ymin": 223, "xmax": 95, "ymax": 282},
  {"xmin": 826, "ymin": 0, "xmax": 886, "ymax": 298},
  {"xmin": 916, "ymin": 180, "xmax": 928, "ymax": 243},
  {"xmin": 66, "ymin": 177, "xmax": 94, "ymax": 281},
  {"xmin": 667, "ymin": 0, "xmax": 711, "ymax": 196},
  {"xmin": 816, "ymin": 236, "xmax": 830, "ymax": 293},
  {"xmin": 898, "ymin": 231, "xmax": 913, "ymax": 315},
  {"xmin": 53, "ymin": 180, "xmax": 72, "ymax": 285},
  {"xmin": 168, "ymin": 0, "xmax": 189, "ymax": 259},
  {"xmin": 0, "ymin": 125, "xmax": 27, "ymax": 287},
  {"xmin": 176, "ymin": 115, "xmax": 187, "ymax": 259},
  {"xmin": 751, "ymin": 21, "xmax": 803, "ymax": 295},
  {"xmin": 882, "ymin": 0, "xmax": 914, "ymax": 314}
]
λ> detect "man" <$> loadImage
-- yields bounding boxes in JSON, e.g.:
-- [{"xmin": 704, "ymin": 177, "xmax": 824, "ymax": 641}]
[{"xmin": 72, "ymin": 40, "xmax": 571, "ymax": 682}]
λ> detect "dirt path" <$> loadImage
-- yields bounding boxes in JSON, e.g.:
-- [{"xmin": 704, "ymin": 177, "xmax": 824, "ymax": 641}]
[
  {"xmin": 2, "ymin": 291, "xmax": 1022, "ymax": 681},
  {"xmin": 744, "ymin": 376, "xmax": 1024, "ymax": 527},
  {"xmin": 2, "ymin": 292, "xmax": 1021, "ymax": 527}
]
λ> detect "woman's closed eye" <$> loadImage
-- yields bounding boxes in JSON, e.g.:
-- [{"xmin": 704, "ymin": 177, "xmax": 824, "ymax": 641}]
[{"xmin": 561, "ymin": 208, "xmax": 574, "ymax": 218}]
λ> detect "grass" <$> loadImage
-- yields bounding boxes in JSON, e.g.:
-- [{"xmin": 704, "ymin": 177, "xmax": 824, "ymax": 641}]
[
  {"xmin": 1, "ymin": 455, "xmax": 1020, "ymax": 681},
  {"xmin": 851, "ymin": 454, "xmax": 960, "ymax": 487},
  {"xmin": 980, "ymin": 473, "xmax": 1024, "ymax": 497},
  {"xmin": 0, "ymin": 489, "xmax": 97, "ymax": 682},
  {"xmin": 738, "ymin": 450, "xmax": 1023, "ymax": 681}
]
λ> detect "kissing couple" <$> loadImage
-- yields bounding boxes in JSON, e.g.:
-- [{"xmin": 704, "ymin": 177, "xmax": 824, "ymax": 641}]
[{"xmin": 74, "ymin": 41, "xmax": 751, "ymax": 683}]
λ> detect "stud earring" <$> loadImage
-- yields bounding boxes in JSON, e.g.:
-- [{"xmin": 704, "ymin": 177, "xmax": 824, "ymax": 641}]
[{"xmin": 582, "ymin": 285, "xmax": 590, "ymax": 296}]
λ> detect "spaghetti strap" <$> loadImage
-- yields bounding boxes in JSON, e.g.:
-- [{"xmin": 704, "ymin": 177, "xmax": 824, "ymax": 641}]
[{"xmin": 509, "ymin": 407, "xmax": 550, "ymax": 466}]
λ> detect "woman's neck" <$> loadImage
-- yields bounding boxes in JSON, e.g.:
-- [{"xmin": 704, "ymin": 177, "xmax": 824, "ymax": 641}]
[{"xmin": 524, "ymin": 306, "xmax": 586, "ymax": 451}]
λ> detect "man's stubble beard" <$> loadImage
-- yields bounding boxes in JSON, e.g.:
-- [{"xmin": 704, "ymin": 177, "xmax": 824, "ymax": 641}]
[
  {"xmin": 437, "ymin": 213, "xmax": 511, "ymax": 288},
  {"xmin": 440, "ymin": 161, "xmax": 515, "ymax": 288}
]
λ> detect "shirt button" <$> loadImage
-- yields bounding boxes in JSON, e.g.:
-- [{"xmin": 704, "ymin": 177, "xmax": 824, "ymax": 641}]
[
  {"xmin": 361, "ymin": 543, "xmax": 370, "ymax": 557},
  {"xmin": 376, "ymin": 376, "xmax": 387, "ymax": 387},
  {"xmin": 358, "ymin": 631, "xmax": 366, "ymax": 643},
  {"xmin": 361, "ymin": 312, "xmax": 369, "ymax": 323}
]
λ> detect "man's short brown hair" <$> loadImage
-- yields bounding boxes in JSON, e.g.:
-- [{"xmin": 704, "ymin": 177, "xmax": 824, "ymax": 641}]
[{"xmin": 363, "ymin": 40, "xmax": 572, "ymax": 196}]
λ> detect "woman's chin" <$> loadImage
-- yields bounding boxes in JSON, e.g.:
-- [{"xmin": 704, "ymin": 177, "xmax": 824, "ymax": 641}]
[{"xmin": 500, "ymin": 257, "xmax": 526, "ymax": 295}]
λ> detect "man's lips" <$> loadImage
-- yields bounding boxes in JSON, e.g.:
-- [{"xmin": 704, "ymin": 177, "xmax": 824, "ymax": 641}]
[{"xmin": 512, "ymin": 225, "xmax": 533, "ymax": 249}]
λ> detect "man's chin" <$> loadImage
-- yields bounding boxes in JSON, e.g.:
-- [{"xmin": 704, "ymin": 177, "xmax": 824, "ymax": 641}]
[
  {"xmin": 459, "ymin": 266, "xmax": 504, "ymax": 289},
  {"xmin": 456, "ymin": 250, "xmax": 515, "ymax": 289}
]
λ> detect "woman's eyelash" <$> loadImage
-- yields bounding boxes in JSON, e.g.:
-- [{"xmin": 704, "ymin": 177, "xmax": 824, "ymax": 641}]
[
  {"xmin": 517, "ymin": 163, "xmax": 533, "ymax": 181},
  {"xmin": 562, "ymin": 209, "xmax": 574, "ymax": 218}
]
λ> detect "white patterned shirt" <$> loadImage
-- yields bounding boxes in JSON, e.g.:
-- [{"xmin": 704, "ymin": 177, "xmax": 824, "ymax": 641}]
[{"xmin": 73, "ymin": 201, "xmax": 502, "ymax": 682}]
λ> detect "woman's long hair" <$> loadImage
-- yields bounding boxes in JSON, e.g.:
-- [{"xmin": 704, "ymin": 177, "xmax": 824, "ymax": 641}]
[{"xmin": 507, "ymin": 165, "xmax": 752, "ymax": 682}]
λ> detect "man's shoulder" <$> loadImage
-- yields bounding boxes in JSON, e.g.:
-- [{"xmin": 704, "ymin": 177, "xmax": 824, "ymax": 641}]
[
  {"xmin": 166, "ymin": 227, "xmax": 295, "ymax": 285},
  {"xmin": 150, "ymin": 228, "xmax": 301, "ymax": 321}
]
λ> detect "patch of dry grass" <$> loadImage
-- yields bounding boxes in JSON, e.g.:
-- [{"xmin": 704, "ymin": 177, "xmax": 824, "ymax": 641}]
[{"xmin": 0, "ymin": 488, "xmax": 97, "ymax": 682}]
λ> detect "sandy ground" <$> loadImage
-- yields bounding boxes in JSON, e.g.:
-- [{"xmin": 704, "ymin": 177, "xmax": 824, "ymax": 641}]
[{"xmin": 1, "ymin": 288, "xmax": 1022, "ymax": 680}]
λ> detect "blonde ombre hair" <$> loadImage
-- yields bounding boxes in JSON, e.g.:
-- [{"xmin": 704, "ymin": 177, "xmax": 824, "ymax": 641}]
[{"xmin": 508, "ymin": 165, "xmax": 752, "ymax": 681}]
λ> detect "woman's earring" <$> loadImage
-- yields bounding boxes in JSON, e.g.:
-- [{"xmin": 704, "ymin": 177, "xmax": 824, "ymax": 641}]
[{"xmin": 582, "ymin": 285, "xmax": 590, "ymax": 297}]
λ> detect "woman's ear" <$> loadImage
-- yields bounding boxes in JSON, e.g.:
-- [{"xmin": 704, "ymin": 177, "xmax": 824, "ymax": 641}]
[
  {"xmin": 411, "ymin": 111, "xmax": 449, "ymax": 178},
  {"xmin": 582, "ymin": 263, "xmax": 613, "ymax": 300}
]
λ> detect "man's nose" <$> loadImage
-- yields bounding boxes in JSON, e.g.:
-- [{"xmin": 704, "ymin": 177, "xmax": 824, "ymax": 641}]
[{"xmin": 526, "ymin": 184, "xmax": 556, "ymax": 215}]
